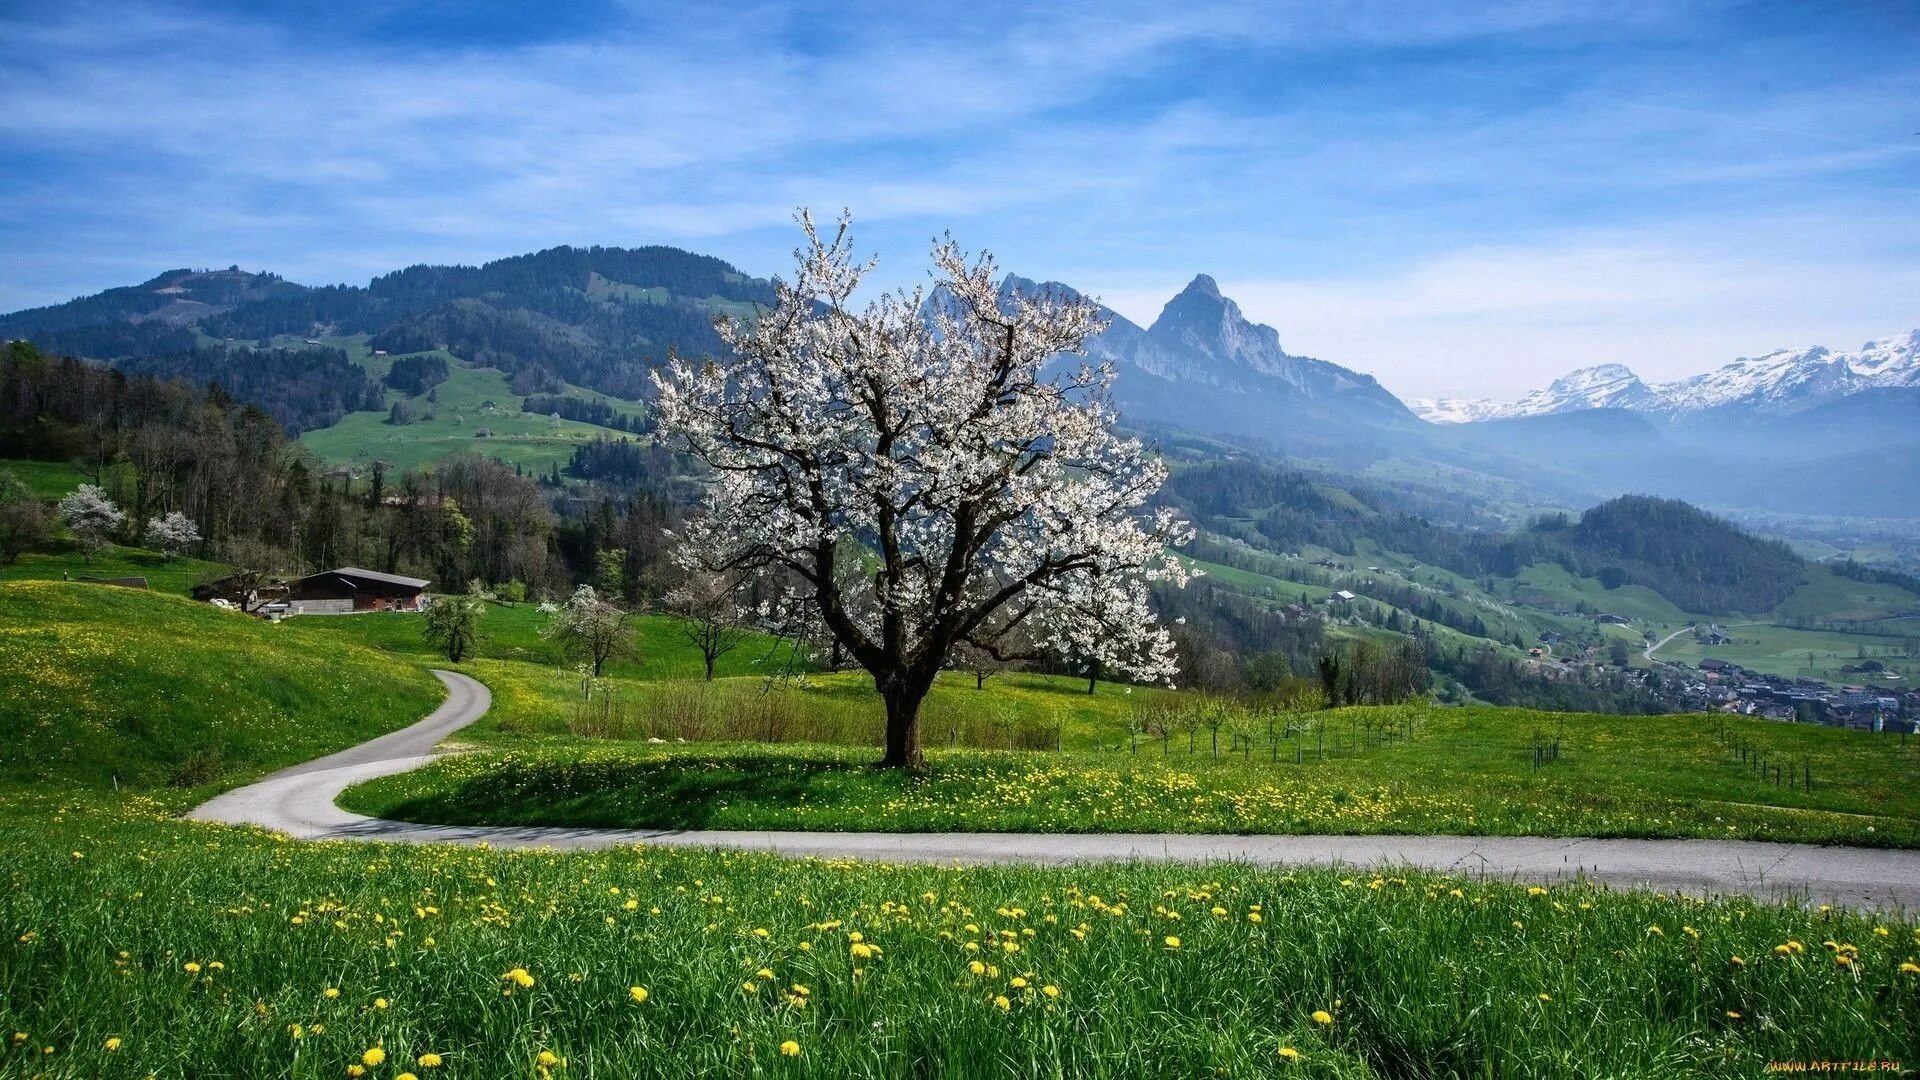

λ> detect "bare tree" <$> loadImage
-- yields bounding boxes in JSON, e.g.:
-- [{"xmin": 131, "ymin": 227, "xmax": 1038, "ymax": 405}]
[
  {"xmin": 654, "ymin": 211, "xmax": 1191, "ymax": 769},
  {"xmin": 664, "ymin": 569, "xmax": 748, "ymax": 681}
]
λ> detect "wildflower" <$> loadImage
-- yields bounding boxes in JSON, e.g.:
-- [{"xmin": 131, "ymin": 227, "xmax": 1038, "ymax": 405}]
[
  {"xmin": 104, "ymin": 1037, "xmax": 122, "ymax": 1052},
  {"xmin": 324, "ymin": 987, "xmax": 341, "ymax": 999},
  {"xmin": 1248, "ymin": 911, "xmax": 1263, "ymax": 923},
  {"xmin": 1010, "ymin": 976, "xmax": 1028, "ymax": 989},
  {"xmin": 851, "ymin": 942, "xmax": 875, "ymax": 960},
  {"xmin": 1042, "ymin": 984, "xmax": 1061, "ymax": 998},
  {"xmin": 397, "ymin": 1074, "xmax": 418, "ymax": 1080},
  {"xmin": 757, "ymin": 968, "xmax": 775, "ymax": 981},
  {"xmin": 503, "ymin": 968, "xmax": 535, "ymax": 989},
  {"xmin": 536, "ymin": 1050, "xmax": 563, "ymax": 1067},
  {"xmin": 373, "ymin": 997, "xmax": 389, "ymax": 1010},
  {"xmin": 1311, "ymin": 1010, "xmax": 1334, "ymax": 1025},
  {"xmin": 752, "ymin": 928, "xmax": 770, "ymax": 939},
  {"xmin": 1279, "ymin": 1046, "xmax": 1302, "ymax": 1062},
  {"xmin": 348, "ymin": 1068, "xmax": 366, "ymax": 1078},
  {"xmin": 779, "ymin": 1040, "xmax": 801, "ymax": 1057},
  {"xmin": 743, "ymin": 981, "xmax": 759, "ymax": 993},
  {"xmin": 797, "ymin": 941, "xmax": 813, "ymax": 952},
  {"xmin": 1163, "ymin": 935, "xmax": 1181, "ymax": 950},
  {"xmin": 290, "ymin": 1024, "xmax": 305, "ymax": 1039},
  {"xmin": 1527, "ymin": 886, "xmax": 1547, "ymax": 896},
  {"xmin": 1537, "ymin": 993, "xmax": 1551, "ymax": 1002},
  {"xmin": 362, "ymin": 1047, "xmax": 387, "ymax": 1067},
  {"xmin": 629, "ymin": 986, "xmax": 649, "ymax": 1004},
  {"xmin": 1730, "ymin": 955, "xmax": 1745, "ymax": 967},
  {"xmin": 993, "ymin": 994, "xmax": 1011, "ymax": 1011},
  {"xmin": 968, "ymin": 960, "xmax": 986, "ymax": 975},
  {"xmin": 1726, "ymin": 1011, "xmax": 1742, "ymax": 1020},
  {"xmin": 1901, "ymin": 962, "xmax": 1920, "ymax": 974},
  {"xmin": 183, "ymin": 962, "xmax": 202, "ymax": 974},
  {"xmin": 1646, "ymin": 925, "xmax": 1664, "ymax": 937},
  {"xmin": 418, "ymin": 1052, "xmax": 443, "ymax": 1067}
]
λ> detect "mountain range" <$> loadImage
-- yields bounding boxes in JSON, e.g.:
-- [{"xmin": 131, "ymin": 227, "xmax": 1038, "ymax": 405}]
[
  {"xmin": 1413, "ymin": 331, "xmax": 1920, "ymax": 425},
  {"xmin": 4, "ymin": 246, "xmax": 1917, "ymax": 517}
]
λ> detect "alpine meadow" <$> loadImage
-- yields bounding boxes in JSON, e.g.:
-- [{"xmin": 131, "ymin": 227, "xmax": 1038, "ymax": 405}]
[{"xmin": 4, "ymin": 3, "xmax": 1920, "ymax": 1078}]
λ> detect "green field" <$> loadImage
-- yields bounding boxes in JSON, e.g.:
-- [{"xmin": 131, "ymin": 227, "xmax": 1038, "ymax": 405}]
[
  {"xmin": 9, "ymin": 791, "xmax": 1918, "ymax": 1078},
  {"xmin": 0, "ymin": 543, "xmax": 226, "ymax": 596},
  {"xmin": 0, "ymin": 582, "xmax": 440, "ymax": 787},
  {"xmin": 299, "ymin": 359, "xmax": 638, "ymax": 473},
  {"xmin": 343, "ymin": 703, "xmax": 1920, "ymax": 847},
  {"xmin": 0, "ymin": 458, "xmax": 86, "ymax": 500},
  {"xmin": 1653, "ymin": 623, "xmax": 1916, "ymax": 686},
  {"xmin": 5, "ymin": 563, "xmax": 1920, "ymax": 1075}
]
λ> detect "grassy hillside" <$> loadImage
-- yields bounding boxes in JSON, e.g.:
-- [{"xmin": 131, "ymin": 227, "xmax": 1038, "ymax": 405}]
[
  {"xmin": 0, "ymin": 458, "xmax": 84, "ymax": 499},
  {"xmin": 0, "ymin": 581, "xmax": 441, "ymax": 787},
  {"xmin": 298, "ymin": 340, "xmax": 641, "ymax": 472},
  {"xmin": 0, "ymin": 543, "xmax": 225, "ymax": 596}
]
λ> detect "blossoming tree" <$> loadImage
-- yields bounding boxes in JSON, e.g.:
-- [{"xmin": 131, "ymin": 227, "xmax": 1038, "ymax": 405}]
[{"xmin": 654, "ymin": 212, "xmax": 1192, "ymax": 769}]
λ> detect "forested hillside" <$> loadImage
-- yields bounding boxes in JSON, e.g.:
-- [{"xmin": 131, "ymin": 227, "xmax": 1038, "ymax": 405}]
[
  {"xmin": 1549, "ymin": 495, "xmax": 1806, "ymax": 614},
  {"xmin": 0, "ymin": 246, "xmax": 777, "ymax": 408}
]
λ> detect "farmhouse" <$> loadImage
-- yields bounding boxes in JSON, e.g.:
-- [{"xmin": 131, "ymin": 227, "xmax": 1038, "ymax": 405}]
[{"xmin": 286, "ymin": 567, "xmax": 430, "ymax": 614}]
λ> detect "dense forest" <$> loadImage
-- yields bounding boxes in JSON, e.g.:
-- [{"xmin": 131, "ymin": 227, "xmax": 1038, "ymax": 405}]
[
  {"xmin": 383, "ymin": 353, "xmax": 451, "ymax": 396},
  {"xmin": 1551, "ymin": 495, "xmax": 1805, "ymax": 613}
]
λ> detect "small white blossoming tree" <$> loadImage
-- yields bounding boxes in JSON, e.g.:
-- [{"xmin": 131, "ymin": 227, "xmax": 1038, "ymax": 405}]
[
  {"xmin": 653, "ymin": 212, "xmax": 1192, "ymax": 769},
  {"xmin": 57, "ymin": 484, "xmax": 125, "ymax": 562},
  {"xmin": 144, "ymin": 511, "xmax": 202, "ymax": 560}
]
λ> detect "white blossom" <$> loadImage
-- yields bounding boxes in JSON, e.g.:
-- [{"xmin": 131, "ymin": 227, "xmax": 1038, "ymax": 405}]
[
  {"xmin": 653, "ymin": 211, "xmax": 1194, "ymax": 764},
  {"xmin": 144, "ymin": 511, "xmax": 201, "ymax": 557}
]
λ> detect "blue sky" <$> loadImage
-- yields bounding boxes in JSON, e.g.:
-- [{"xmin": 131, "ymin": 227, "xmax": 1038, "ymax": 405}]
[{"xmin": 1, "ymin": 0, "xmax": 1915, "ymax": 398}]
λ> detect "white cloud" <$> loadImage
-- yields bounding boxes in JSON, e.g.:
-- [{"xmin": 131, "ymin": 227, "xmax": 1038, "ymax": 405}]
[{"xmin": 1183, "ymin": 225, "xmax": 1920, "ymax": 400}]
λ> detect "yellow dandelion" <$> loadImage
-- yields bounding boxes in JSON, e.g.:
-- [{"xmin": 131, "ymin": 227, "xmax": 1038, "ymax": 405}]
[
  {"xmin": 993, "ymin": 994, "xmax": 1012, "ymax": 1011},
  {"xmin": 1311, "ymin": 1009, "xmax": 1334, "ymax": 1025},
  {"xmin": 324, "ymin": 987, "xmax": 341, "ymax": 999},
  {"xmin": 1163, "ymin": 935, "xmax": 1181, "ymax": 950},
  {"xmin": 1042, "ymin": 984, "xmax": 1061, "ymax": 998},
  {"xmin": 629, "ymin": 986, "xmax": 649, "ymax": 1004},
  {"xmin": 417, "ymin": 1052, "xmax": 443, "ymax": 1067},
  {"xmin": 104, "ymin": 1037, "xmax": 122, "ymax": 1052},
  {"xmin": 362, "ymin": 1046, "xmax": 387, "ymax": 1067},
  {"xmin": 779, "ymin": 1039, "xmax": 801, "ymax": 1057},
  {"xmin": 1279, "ymin": 1046, "xmax": 1302, "ymax": 1062}
]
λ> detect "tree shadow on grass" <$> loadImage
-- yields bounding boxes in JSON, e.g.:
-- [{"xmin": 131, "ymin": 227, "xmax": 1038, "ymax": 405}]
[{"xmin": 384, "ymin": 755, "xmax": 916, "ymax": 830}]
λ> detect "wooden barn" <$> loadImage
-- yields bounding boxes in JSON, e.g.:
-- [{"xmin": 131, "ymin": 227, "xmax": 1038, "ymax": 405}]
[{"xmin": 286, "ymin": 567, "xmax": 430, "ymax": 614}]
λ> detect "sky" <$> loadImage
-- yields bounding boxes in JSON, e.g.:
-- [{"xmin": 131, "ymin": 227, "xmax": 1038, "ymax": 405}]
[{"xmin": 1, "ymin": 0, "xmax": 1916, "ymax": 400}]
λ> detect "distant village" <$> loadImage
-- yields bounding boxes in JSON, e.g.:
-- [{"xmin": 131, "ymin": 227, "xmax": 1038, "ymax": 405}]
[{"xmin": 1678, "ymin": 656, "xmax": 1916, "ymax": 733}]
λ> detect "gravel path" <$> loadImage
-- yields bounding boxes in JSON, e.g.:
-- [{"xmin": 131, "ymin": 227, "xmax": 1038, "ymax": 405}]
[{"xmin": 188, "ymin": 670, "xmax": 1920, "ymax": 909}]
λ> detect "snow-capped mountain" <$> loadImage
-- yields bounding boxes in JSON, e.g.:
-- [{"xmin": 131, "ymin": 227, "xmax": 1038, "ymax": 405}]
[
  {"xmin": 1003, "ymin": 272, "xmax": 1415, "ymax": 440},
  {"xmin": 1414, "ymin": 330, "xmax": 1920, "ymax": 424}
]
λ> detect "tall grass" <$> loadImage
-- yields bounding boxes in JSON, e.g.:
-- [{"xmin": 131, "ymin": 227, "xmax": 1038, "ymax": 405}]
[{"xmin": 563, "ymin": 678, "xmax": 1064, "ymax": 751}]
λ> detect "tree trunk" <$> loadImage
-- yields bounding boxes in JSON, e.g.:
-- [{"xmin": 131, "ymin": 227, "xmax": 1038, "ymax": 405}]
[
  {"xmin": 704, "ymin": 652, "xmax": 716, "ymax": 681},
  {"xmin": 879, "ymin": 672, "xmax": 931, "ymax": 770}
]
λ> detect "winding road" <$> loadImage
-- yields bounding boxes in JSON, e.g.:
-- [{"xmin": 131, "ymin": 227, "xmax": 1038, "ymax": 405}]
[{"xmin": 188, "ymin": 670, "xmax": 1920, "ymax": 910}]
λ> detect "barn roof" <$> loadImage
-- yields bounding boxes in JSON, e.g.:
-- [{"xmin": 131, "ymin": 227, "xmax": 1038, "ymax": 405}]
[{"xmin": 307, "ymin": 567, "xmax": 431, "ymax": 590}]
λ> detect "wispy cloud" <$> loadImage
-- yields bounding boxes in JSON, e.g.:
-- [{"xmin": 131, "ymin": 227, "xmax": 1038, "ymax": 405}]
[{"xmin": 0, "ymin": 0, "xmax": 1913, "ymax": 397}]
